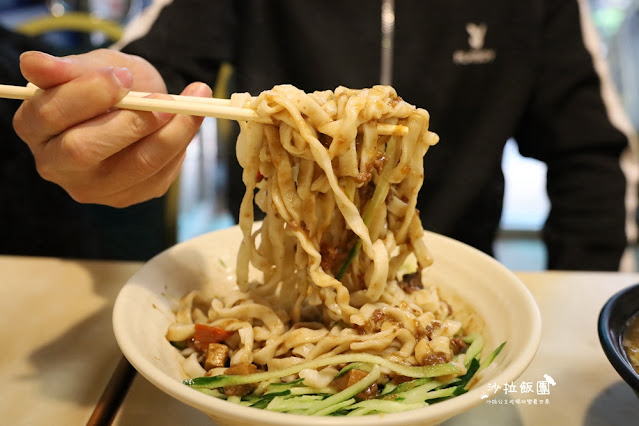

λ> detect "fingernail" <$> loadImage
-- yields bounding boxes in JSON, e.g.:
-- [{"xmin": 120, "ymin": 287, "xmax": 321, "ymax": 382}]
[
  {"xmin": 112, "ymin": 67, "xmax": 133, "ymax": 88},
  {"xmin": 20, "ymin": 50, "xmax": 73, "ymax": 63},
  {"xmin": 187, "ymin": 83, "xmax": 212, "ymax": 98},
  {"xmin": 145, "ymin": 93, "xmax": 175, "ymax": 121},
  {"xmin": 155, "ymin": 111, "xmax": 174, "ymax": 121}
]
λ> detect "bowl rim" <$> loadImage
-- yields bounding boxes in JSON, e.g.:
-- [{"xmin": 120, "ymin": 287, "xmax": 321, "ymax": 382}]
[
  {"xmin": 598, "ymin": 282, "xmax": 639, "ymax": 391},
  {"xmin": 113, "ymin": 227, "xmax": 542, "ymax": 424}
]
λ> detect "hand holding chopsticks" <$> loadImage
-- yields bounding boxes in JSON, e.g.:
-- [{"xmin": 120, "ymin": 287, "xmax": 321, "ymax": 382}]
[
  {"xmin": 10, "ymin": 50, "xmax": 214, "ymax": 208},
  {"xmin": 8, "ymin": 50, "xmax": 407, "ymax": 208}
]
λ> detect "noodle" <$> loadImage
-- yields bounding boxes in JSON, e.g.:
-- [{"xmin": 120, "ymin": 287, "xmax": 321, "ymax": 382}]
[{"xmin": 166, "ymin": 85, "xmax": 495, "ymax": 414}]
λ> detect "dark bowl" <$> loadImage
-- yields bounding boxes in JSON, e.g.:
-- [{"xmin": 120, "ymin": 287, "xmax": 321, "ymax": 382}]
[{"xmin": 598, "ymin": 283, "xmax": 639, "ymax": 397}]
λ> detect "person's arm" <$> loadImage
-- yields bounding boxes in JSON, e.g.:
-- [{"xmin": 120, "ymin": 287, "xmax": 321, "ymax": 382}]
[{"xmin": 514, "ymin": 0, "xmax": 629, "ymax": 270}]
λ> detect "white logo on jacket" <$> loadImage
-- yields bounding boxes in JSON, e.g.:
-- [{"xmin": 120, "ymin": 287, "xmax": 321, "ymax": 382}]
[
  {"xmin": 453, "ymin": 22, "xmax": 496, "ymax": 65},
  {"xmin": 467, "ymin": 23, "xmax": 487, "ymax": 49}
]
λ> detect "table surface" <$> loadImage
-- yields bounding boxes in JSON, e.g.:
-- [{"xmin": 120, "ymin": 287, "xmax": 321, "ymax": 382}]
[{"xmin": 1, "ymin": 255, "xmax": 639, "ymax": 426}]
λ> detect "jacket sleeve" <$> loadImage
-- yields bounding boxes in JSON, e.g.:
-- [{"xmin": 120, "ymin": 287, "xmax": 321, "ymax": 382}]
[
  {"xmin": 514, "ymin": 0, "xmax": 629, "ymax": 270},
  {"xmin": 119, "ymin": 0, "xmax": 236, "ymax": 94}
]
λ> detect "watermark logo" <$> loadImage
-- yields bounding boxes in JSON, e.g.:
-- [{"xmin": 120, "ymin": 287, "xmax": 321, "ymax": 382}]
[
  {"xmin": 453, "ymin": 22, "xmax": 497, "ymax": 65},
  {"xmin": 481, "ymin": 374, "xmax": 556, "ymax": 405}
]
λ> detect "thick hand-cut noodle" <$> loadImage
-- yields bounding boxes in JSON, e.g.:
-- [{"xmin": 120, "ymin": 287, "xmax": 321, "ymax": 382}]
[{"xmin": 167, "ymin": 85, "xmax": 465, "ymax": 376}]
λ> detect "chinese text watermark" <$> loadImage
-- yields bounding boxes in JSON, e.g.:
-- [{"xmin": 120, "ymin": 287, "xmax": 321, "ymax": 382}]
[{"xmin": 481, "ymin": 374, "xmax": 556, "ymax": 405}]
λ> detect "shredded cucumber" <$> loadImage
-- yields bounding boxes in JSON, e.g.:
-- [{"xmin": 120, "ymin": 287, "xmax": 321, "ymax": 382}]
[
  {"xmin": 464, "ymin": 334, "xmax": 484, "ymax": 368},
  {"xmin": 185, "ymin": 353, "xmax": 460, "ymax": 389},
  {"xmin": 346, "ymin": 399, "xmax": 426, "ymax": 416},
  {"xmin": 480, "ymin": 341, "xmax": 506, "ymax": 371},
  {"xmin": 313, "ymin": 398, "xmax": 356, "ymax": 416},
  {"xmin": 382, "ymin": 377, "xmax": 432, "ymax": 397},
  {"xmin": 335, "ymin": 362, "xmax": 374, "ymax": 378},
  {"xmin": 391, "ymin": 380, "xmax": 441, "ymax": 404},
  {"xmin": 185, "ymin": 340, "xmax": 507, "ymax": 416},
  {"xmin": 263, "ymin": 378, "xmax": 304, "ymax": 394},
  {"xmin": 267, "ymin": 395, "xmax": 325, "ymax": 412}
]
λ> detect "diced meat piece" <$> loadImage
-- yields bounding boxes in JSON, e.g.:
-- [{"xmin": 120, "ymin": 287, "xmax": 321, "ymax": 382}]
[
  {"xmin": 391, "ymin": 374, "xmax": 415, "ymax": 385},
  {"xmin": 451, "ymin": 337, "xmax": 467, "ymax": 354},
  {"xmin": 356, "ymin": 382, "xmax": 379, "ymax": 400},
  {"xmin": 225, "ymin": 363, "xmax": 260, "ymax": 376},
  {"xmin": 357, "ymin": 309, "xmax": 395, "ymax": 334},
  {"xmin": 222, "ymin": 363, "xmax": 262, "ymax": 397},
  {"xmin": 223, "ymin": 384, "xmax": 256, "ymax": 397},
  {"xmin": 204, "ymin": 343, "xmax": 229, "ymax": 370},
  {"xmin": 420, "ymin": 352, "xmax": 451, "ymax": 366},
  {"xmin": 331, "ymin": 369, "xmax": 379, "ymax": 400},
  {"xmin": 399, "ymin": 271, "xmax": 423, "ymax": 294},
  {"xmin": 320, "ymin": 243, "xmax": 339, "ymax": 272}
]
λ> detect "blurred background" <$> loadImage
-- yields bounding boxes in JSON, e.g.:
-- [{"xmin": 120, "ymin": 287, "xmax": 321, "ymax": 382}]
[{"xmin": 0, "ymin": 0, "xmax": 637, "ymax": 269}]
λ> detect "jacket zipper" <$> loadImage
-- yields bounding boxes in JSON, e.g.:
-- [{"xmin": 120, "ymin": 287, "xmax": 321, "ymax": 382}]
[{"xmin": 380, "ymin": 0, "xmax": 395, "ymax": 85}]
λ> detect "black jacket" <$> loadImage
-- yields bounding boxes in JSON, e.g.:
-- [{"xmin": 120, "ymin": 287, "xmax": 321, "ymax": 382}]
[{"xmin": 123, "ymin": 0, "xmax": 630, "ymax": 270}]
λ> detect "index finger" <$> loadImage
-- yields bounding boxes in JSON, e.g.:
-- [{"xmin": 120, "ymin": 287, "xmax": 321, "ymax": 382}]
[{"xmin": 13, "ymin": 66, "xmax": 133, "ymax": 146}]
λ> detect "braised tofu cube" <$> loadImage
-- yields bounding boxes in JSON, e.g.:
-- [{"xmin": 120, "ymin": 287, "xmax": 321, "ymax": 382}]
[
  {"xmin": 224, "ymin": 363, "xmax": 259, "ymax": 376},
  {"xmin": 222, "ymin": 362, "xmax": 261, "ymax": 397},
  {"xmin": 204, "ymin": 343, "xmax": 229, "ymax": 370}
]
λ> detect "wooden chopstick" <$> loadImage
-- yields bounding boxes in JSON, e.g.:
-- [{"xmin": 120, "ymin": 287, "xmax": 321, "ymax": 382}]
[
  {"xmin": 85, "ymin": 355, "xmax": 136, "ymax": 426},
  {"xmin": 0, "ymin": 83, "xmax": 408, "ymax": 135},
  {"xmin": 0, "ymin": 83, "xmax": 258, "ymax": 121}
]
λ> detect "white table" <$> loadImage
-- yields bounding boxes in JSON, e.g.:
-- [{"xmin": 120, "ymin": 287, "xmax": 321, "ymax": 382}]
[{"xmin": 1, "ymin": 256, "xmax": 638, "ymax": 425}]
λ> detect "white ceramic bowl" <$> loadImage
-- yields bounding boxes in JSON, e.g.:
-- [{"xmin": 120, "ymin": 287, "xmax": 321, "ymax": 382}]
[{"xmin": 113, "ymin": 226, "xmax": 542, "ymax": 426}]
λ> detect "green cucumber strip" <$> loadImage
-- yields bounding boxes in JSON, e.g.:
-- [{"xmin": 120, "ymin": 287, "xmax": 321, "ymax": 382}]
[
  {"xmin": 239, "ymin": 395, "xmax": 261, "ymax": 404},
  {"xmin": 289, "ymin": 386, "xmax": 335, "ymax": 396},
  {"xmin": 345, "ymin": 407, "xmax": 370, "ymax": 416},
  {"xmin": 453, "ymin": 387, "xmax": 469, "ymax": 396},
  {"xmin": 421, "ymin": 386, "xmax": 458, "ymax": 401},
  {"xmin": 264, "ymin": 378, "xmax": 304, "ymax": 394},
  {"xmin": 250, "ymin": 398, "xmax": 271, "ymax": 409},
  {"xmin": 227, "ymin": 395, "xmax": 242, "ymax": 405},
  {"xmin": 462, "ymin": 333, "xmax": 480, "ymax": 345},
  {"xmin": 336, "ymin": 240, "xmax": 362, "ymax": 280},
  {"xmin": 453, "ymin": 358, "xmax": 480, "ymax": 390},
  {"xmin": 335, "ymin": 362, "xmax": 374, "ymax": 378},
  {"xmin": 184, "ymin": 354, "xmax": 460, "ymax": 389},
  {"xmin": 464, "ymin": 334, "xmax": 484, "ymax": 368},
  {"xmin": 336, "ymin": 137, "xmax": 398, "ymax": 280},
  {"xmin": 440, "ymin": 377, "xmax": 461, "ymax": 388},
  {"xmin": 426, "ymin": 387, "xmax": 468, "ymax": 405},
  {"xmin": 312, "ymin": 398, "xmax": 357, "ymax": 416},
  {"xmin": 243, "ymin": 390, "xmax": 291, "ymax": 409},
  {"xmin": 266, "ymin": 395, "xmax": 325, "ymax": 412},
  {"xmin": 346, "ymin": 399, "xmax": 425, "ymax": 416},
  {"xmin": 260, "ymin": 390, "xmax": 291, "ymax": 399},
  {"xmin": 169, "ymin": 340, "xmax": 187, "ymax": 350},
  {"xmin": 479, "ymin": 342, "xmax": 506, "ymax": 371},
  {"xmin": 305, "ymin": 365, "xmax": 381, "ymax": 415},
  {"xmin": 383, "ymin": 377, "xmax": 432, "ymax": 396},
  {"xmin": 393, "ymin": 380, "xmax": 441, "ymax": 404},
  {"xmin": 380, "ymin": 382, "xmax": 398, "ymax": 395}
]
